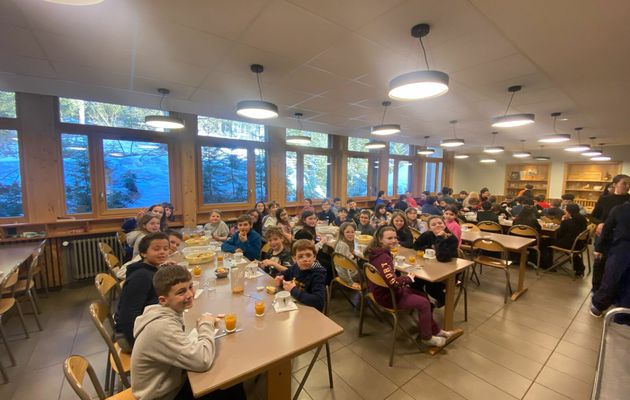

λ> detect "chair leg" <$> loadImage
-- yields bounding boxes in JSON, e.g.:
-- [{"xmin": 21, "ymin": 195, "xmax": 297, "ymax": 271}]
[
  {"xmin": 325, "ymin": 341, "xmax": 333, "ymax": 388},
  {"xmin": 14, "ymin": 300, "xmax": 30, "ymax": 338},
  {"xmin": 389, "ymin": 315, "xmax": 398, "ymax": 367},
  {"xmin": 0, "ymin": 323, "xmax": 16, "ymax": 366},
  {"xmin": 358, "ymin": 295, "xmax": 366, "ymax": 337},
  {"xmin": 30, "ymin": 288, "xmax": 42, "ymax": 314},
  {"xmin": 0, "ymin": 357, "xmax": 7, "ymax": 384},
  {"xmin": 504, "ymin": 269, "xmax": 513, "ymax": 304},
  {"xmin": 40, "ymin": 270, "xmax": 49, "ymax": 297},
  {"xmin": 27, "ymin": 291, "xmax": 43, "ymax": 331},
  {"xmin": 463, "ymin": 286, "xmax": 468, "ymax": 322}
]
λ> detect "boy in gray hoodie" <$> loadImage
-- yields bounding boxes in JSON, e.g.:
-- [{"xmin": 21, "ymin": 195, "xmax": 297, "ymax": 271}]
[{"xmin": 131, "ymin": 264, "xmax": 245, "ymax": 400}]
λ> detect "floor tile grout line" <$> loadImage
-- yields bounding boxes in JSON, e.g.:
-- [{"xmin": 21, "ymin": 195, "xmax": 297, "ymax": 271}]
[{"xmin": 518, "ymin": 285, "xmax": 593, "ymax": 399}]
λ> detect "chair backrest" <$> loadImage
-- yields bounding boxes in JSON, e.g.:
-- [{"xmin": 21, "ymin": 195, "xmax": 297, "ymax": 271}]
[
  {"xmin": 572, "ymin": 229, "xmax": 591, "ymax": 251},
  {"xmin": 116, "ymin": 231, "xmax": 127, "ymax": 249},
  {"xmin": 63, "ymin": 355, "xmax": 108, "ymax": 400},
  {"xmin": 98, "ymin": 242, "xmax": 114, "ymax": 256},
  {"xmin": 364, "ymin": 263, "xmax": 398, "ymax": 310},
  {"xmin": 457, "ymin": 248, "xmax": 466, "ymax": 259},
  {"xmin": 419, "ymin": 213, "xmax": 431, "ymax": 222},
  {"xmin": 461, "ymin": 223, "xmax": 480, "ymax": 232},
  {"xmin": 0, "ymin": 269, "xmax": 20, "ymax": 295},
  {"xmin": 25, "ymin": 246, "xmax": 43, "ymax": 282},
  {"xmin": 89, "ymin": 301, "xmax": 129, "ymax": 387},
  {"xmin": 471, "ymin": 238, "xmax": 508, "ymax": 257},
  {"xmin": 508, "ymin": 224, "xmax": 540, "ymax": 245},
  {"xmin": 94, "ymin": 273, "xmax": 118, "ymax": 305},
  {"xmin": 332, "ymin": 252, "xmax": 364, "ymax": 289},
  {"xmin": 478, "ymin": 221, "xmax": 503, "ymax": 232},
  {"xmin": 410, "ymin": 227, "xmax": 421, "ymax": 241}
]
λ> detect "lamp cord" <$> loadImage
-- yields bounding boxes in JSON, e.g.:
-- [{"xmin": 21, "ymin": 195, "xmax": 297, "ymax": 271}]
[
  {"xmin": 158, "ymin": 93, "xmax": 165, "ymax": 111},
  {"xmin": 503, "ymin": 91, "xmax": 515, "ymax": 115},
  {"xmin": 418, "ymin": 37, "xmax": 430, "ymax": 70},
  {"xmin": 381, "ymin": 106, "xmax": 387, "ymax": 124},
  {"xmin": 256, "ymin": 73, "xmax": 264, "ymax": 100}
]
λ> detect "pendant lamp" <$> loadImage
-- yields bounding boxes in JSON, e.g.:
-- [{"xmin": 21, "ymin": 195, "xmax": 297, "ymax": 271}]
[
  {"xmin": 371, "ymin": 101, "xmax": 400, "ymax": 135},
  {"xmin": 388, "ymin": 24, "xmax": 449, "ymax": 101},
  {"xmin": 492, "ymin": 85, "xmax": 535, "ymax": 128},
  {"xmin": 513, "ymin": 140, "xmax": 531, "ymax": 158},
  {"xmin": 565, "ymin": 127, "xmax": 590, "ymax": 152},
  {"xmin": 440, "ymin": 120, "xmax": 465, "ymax": 147},
  {"xmin": 454, "ymin": 154, "xmax": 470, "ymax": 159},
  {"xmin": 286, "ymin": 112, "xmax": 311, "ymax": 145},
  {"xmin": 417, "ymin": 136, "xmax": 435, "ymax": 155},
  {"xmin": 538, "ymin": 112, "xmax": 570, "ymax": 143},
  {"xmin": 236, "ymin": 64, "xmax": 279, "ymax": 120},
  {"xmin": 484, "ymin": 132, "xmax": 504, "ymax": 153},
  {"xmin": 144, "ymin": 88, "xmax": 185, "ymax": 129},
  {"xmin": 364, "ymin": 141, "xmax": 387, "ymax": 149}
]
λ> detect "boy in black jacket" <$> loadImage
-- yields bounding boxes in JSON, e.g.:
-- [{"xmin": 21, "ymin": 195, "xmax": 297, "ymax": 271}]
[
  {"xmin": 275, "ymin": 239, "xmax": 326, "ymax": 312},
  {"xmin": 115, "ymin": 232, "xmax": 170, "ymax": 352}
]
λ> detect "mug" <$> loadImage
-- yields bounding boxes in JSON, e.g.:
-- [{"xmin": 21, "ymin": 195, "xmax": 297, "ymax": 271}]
[
  {"xmin": 275, "ymin": 291, "xmax": 291, "ymax": 307},
  {"xmin": 425, "ymin": 249, "xmax": 436, "ymax": 258}
]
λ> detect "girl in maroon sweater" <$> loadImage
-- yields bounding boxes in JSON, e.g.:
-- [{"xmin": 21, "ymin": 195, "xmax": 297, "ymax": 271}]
[{"xmin": 365, "ymin": 226, "xmax": 452, "ymax": 347}]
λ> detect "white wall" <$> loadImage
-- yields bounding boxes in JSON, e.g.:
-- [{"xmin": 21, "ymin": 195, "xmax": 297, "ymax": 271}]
[{"xmin": 452, "ymin": 144, "xmax": 630, "ymax": 197}]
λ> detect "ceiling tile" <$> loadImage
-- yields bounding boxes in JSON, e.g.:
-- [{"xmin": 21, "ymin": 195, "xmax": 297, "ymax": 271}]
[
  {"xmin": 213, "ymin": 43, "xmax": 301, "ymax": 83},
  {"xmin": 0, "ymin": 1, "xmax": 29, "ymax": 27},
  {"xmin": 134, "ymin": 53, "xmax": 209, "ymax": 87},
  {"xmin": 52, "ymin": 63, "xmax": 131, "ymax": 90},
  {"xmin": 131, "ymin": 77, "xmax": 197, "ymax": 101},
  {"xmin": 0, "ymin": 25, "xmax": 46, "ymax": 59},
  {"xmin": 270, "ymin": 65, "xmax": 349, "ymax": 96},
  {"xmin": 0, "ymin": 55, "xmax": 56, "ymax": 79}
]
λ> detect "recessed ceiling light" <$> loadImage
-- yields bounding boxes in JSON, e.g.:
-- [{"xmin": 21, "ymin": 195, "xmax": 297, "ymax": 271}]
[
  {"xmin": 454, "ymin": 154, "xmax": 470, "ymax": 159},
  {"xmin": 236, "ymin": 64, "xmax": 279, "ymax": 120},
  {"xmin": 491, "ymin": 86, "xmax": 535, "ymax": 128},
  {"xmin": 144, "ymin": 88, "xmax": 185, "ymax": 129},
  {"xmin": 388, "ymin": 24, "xmax": 449, "ymax": 100}
]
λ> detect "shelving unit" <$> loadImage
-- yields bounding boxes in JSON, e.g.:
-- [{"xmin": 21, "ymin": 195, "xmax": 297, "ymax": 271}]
[
  {"xmin": 504, "ymin": 163, "xmax": 550, "ymax": 198},
  {"xmin": 563, "ymin": 162, "xmax": 621, "ymax": 202}
]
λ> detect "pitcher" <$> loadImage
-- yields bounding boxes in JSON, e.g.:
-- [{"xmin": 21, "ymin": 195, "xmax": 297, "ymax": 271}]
[{"xmin": 230, "ymin": 265, "xmax": 245, "ymax": 294}]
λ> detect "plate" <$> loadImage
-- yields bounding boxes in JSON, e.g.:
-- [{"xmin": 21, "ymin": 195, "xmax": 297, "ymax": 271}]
[
  {"xmin": 185, "ymin": 237, "xmax": 210, "ymax": 246},
  {"xmin": 185, "ymin": 250, "xmax": 216, "ymax": 264}
]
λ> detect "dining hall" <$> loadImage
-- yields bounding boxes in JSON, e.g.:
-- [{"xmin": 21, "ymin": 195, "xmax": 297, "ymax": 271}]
[{"xmin": 1, "ymin": 1, "xmax": 630, "ymax": 399}]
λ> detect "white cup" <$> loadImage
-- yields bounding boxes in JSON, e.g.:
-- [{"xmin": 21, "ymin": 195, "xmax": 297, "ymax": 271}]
[
  {"xmin": 276, "ymin": 291, "xmax": 291, "ymax": 307},
  {"xmin": 234, "ymin": 253, "xmax": 243, "ymax": 264},
  {"xmin": 425, "ymin": 249, "xmax": 436, "ymax": 258}
]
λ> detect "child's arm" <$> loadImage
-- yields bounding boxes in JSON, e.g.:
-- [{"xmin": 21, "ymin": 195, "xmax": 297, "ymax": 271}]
[
  {"xmin": 220, "ymin": 235, "xmax": 238, "ymax": 253},
  {"xmin": 118, "ymin": 272, "xmax": 153, "ymax": 345},
  {"xmin": 170, "ymin": 315, "xmax": 217, "ymax": 372},
  {"xmin": 242, "ymin": 232, "xmax": 262, "ymax": 260},
  {"xmin": 289, "ymin": 271, "xmax": 326, "ymax": 312}
]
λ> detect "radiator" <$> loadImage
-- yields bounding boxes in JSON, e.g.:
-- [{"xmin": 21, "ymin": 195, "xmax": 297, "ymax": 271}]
[{"xmin": 64, "ymin": 234, "xmax": 122, "ymax": 280}]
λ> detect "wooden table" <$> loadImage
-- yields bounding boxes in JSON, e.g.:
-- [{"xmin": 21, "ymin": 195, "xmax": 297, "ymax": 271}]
[
  {"xmin": 499, "ymin": 220, "xmax": 559, "ymax": 236},
  {"xmin": 395, "ymin": 248, "xmax": 473, "ymax": 331},
  {"xmin": 0, "ymin": 242, "xmax": 39, "ymax": 283},
  {"xmin": 461, "ymin": 231, "xmax": 535, "ymax": 301},
  {"xmin": 184, "ymin": 255, "xmax": 344, "ymax": 399}
]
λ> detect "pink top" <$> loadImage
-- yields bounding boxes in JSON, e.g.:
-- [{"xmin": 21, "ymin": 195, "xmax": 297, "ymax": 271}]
[{"xmin": 445, "ymin": 219, "xmax": 462, "ymax": 246}]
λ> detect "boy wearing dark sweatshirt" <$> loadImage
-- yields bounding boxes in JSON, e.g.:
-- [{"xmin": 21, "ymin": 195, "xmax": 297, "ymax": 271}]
[
  {"xmin": 115, "ymin": 232, "xmax": 170, "ymax": 352},
  {"xmin": 131, "ymin": 264, "xmax": 245, "ymax": 400},
  {"xmin": 221, "ymin": 214, "xmax": 262, "ymax": 261},
  {"xmin": 275, "ymin": 239, "xmax": 327, "ymax": 312}
]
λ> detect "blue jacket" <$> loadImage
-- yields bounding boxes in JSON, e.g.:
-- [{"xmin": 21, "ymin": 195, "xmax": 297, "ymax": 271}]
[
  {"xmin": 280, "ymin": 262, "xmax": 327, "ymax": 311},
  {"xmin": 421, "ymin": 204, "xmax": 442, "ymax": 216},
  {"xmin": 221, "ymin": 230, "xmax": 262, "ymax": 260}
]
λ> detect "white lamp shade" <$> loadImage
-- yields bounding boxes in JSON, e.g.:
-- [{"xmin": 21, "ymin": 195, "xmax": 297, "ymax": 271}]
[
  {"xmin": 533, "ymin": 156, "xmax": 551, "ymax": 161},
  {"xmin": 454, "ymin": 154, "xmax": 470, "ymax": 159},
  {"xmin": 479, "ymin": 158, "xmax": 496, "ymax": 163},
  {"xmin": 364, "ymin": 141, "xmax": 387, "ymax": 149},
  {"xmin": 440, "ymin": 138, "xmax": 465, "ymax": 147},
  {"xmin": 483, "ymin": 146, "xmax": 505, "ymax": 153},
  {"xmin": 388, "ymin": 70, "xmax": 449, "ymax": 100},
  {"xmin": 417, "ymin": 147, "xmax": 435, "ymax": 155},
  {"xmin": 371, "ymin": 124, "xmax": 401, "ymax": 135},
  {"xmin": 582, "ymin": 149, "xmax": 603, "ymax": 157},
  {"xmin": 591, "ymin": 156, "xmax": 612, "ymax": 161},
  {"xmin": 491, "ymin": 113, "xmax": 535, "ymax": 128},
  {"xmin": 286, "ymin": 135, "xmax": 311, "ymax": 145},
  {"xmin": 44, "ymin": 0, "xmax": 104, "ymax": 5},
  {"xmin": 512, "ymin": 152, "xmax": 531, "ymax": 158},
  {"xmin": 144, "ymin": 115, "xmax": 185, "ymax": 129},
  {"xmin": 236, "ymin": 100, "xmax": 279, "ymax": 119},
  {"xmin": 564, "ymin": 144, "xmax": 591, "ymax": 152},
  {"xmin": 538, "ymin": 134, "xmax": 570, "ymax": 143}
]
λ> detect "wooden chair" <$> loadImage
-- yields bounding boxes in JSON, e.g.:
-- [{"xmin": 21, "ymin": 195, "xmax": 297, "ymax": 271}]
[
  {"xmin": 547, "ymin": 229, "xmax": 591, "ymax": 276},
  {"xmin": 4, "ymin": 247, "xmax": 44, "ymax": 331},
  {"xmin": 360, "ymin": 263, "xmax": 422, "ymax": 366},
  {"xmin": 115, "ymin": 231, "xmax": 127, "ymax": 252},
  {"xmin": 477, "ymin": 221, "xmax": 503, "ymax": 233},
  {"xmin": 419, "ymin": 213, "xmax": 431, "ymax": 222},
  {"xmin": 95, "ymin": 273, "xmax": 119, "ymax": 310},
  {"xmin": 410, "ymin": 227, "xmax": 421, "ymax": 242},
  {"xmin": 0, "ymin": 269, "xmax": 31, "ymax": 383},
  {"xmin": 461, "ymin": 223, "xmax": 480, "ymax": 232},
  {"xmin": 104, "ymin": 253, "xmax": 123, "ymax": 285},
  {"xmin": 63, "ymin": 355, "xmax": 135, "ymax": 400},
  {"xmin": 30, "ymin": 240, "xmax": 49, "ymax": 296},
  {"xmin": 99, "ymin": 242, "xmax": 115, "ymax": 256},
  {"xmin": 329, "ymin": 253, "xmax": 372, "ymax": 336},
  {"xmin": 508, "ymin": 224, "xmax": 541, "ymax": 274},
  {"xmin": 471, "ymin": 238, "xmax": 513, "ymax": 303},
  {"xmin": 454, "ymin": 248, "xmax": 468, "ymax": 322},
  {"xmin": 89, "ymin": 301, "xmax": 130, "ymax": 394}
]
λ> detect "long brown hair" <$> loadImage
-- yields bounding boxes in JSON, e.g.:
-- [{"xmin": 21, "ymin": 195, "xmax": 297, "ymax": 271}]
[
  {"xmin": 337, "ymin": 222, "xmax": 356, "ymax": 252},
  {"xmin": 364, "ymin": 226, "xmax": 396, "ymax": 258}
]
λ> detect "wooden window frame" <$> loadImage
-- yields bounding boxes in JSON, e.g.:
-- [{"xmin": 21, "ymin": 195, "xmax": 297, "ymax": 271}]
[
  {"xmin": 0, "ymin": 116, "xmax": 26, "ymax": 223},
  {"xmin": 285, "ymin": 145, "xmax": 332, "ymax": 206}
]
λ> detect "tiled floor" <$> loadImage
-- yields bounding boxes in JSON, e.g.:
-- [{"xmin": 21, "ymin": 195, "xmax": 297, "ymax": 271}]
[{"xmin": 0, "ymin": 266, "xmax": 603, "ymax": 400}]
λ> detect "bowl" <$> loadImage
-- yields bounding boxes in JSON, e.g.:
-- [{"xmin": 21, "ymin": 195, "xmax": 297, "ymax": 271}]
[
  {"xmin": 184, "ymin": 250, "xmax": 216, "ymax": 264},
  {"xmin": 185, "ymin": 236, "xmax": 210, "ymax": 246},
  {"xmin": 356, "ymin": 234, "xmax": 373, "ymax": 245},
  {"xmin": 215, "ymin": 267, "xmax": 229, "ymax": 278}
]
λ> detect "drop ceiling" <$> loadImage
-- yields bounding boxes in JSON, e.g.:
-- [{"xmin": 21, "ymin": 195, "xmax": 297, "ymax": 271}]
[{"xmin": 0, "ymin": 0, "xmax": 628, "ymax": 153}]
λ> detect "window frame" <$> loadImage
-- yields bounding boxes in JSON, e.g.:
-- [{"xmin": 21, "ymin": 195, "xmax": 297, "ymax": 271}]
[
  {"xmin": 284, "ymin": 146, "xmax": 332, "ymax": 205},
  {"xmin": 387, "ymin": 154, "xmax": 415, "ymax": 197},
  {"xmin": 423, "ymin": 160, "xmax": 444, "ymax": 194},
  {"xmin": 0, "ymin": 91, "xmax": 25, "ymax": 222}
]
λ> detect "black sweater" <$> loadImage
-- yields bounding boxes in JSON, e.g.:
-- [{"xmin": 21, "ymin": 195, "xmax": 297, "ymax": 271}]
[
  {"xmin": 261, "ymin": 248, "xmax": 293, "ymax": 277},
  {"xmin": 316, "ymin": 210, "xmax": 335, "ymax": 225},
  {"xmin": 476, "ymin": 210, "xmax": 499, "ymax": 223},
  {"xmin": 413, "ymin": 231, "xmax": 459, "ymax": 262},
  {"xmin": 555, "ymin": 216, "xmax": 587, "ymax": 249},
  {"xmin": 395, "ymin": 227, "xmax": 414, "ymax": 248},
  {"xmin": 591, "ymin": 194, "xmax": 630, "ymax": 224},
  {"xmin": 596, "ymin": 201, "xmax": 630, "ymax": 253},
  {"xmin": 114, "ymin": 261, "xmax": 158, "ymax": 345},
  {"xmin": 280, "ymin": 263, "xmax": 327, "ymax": 311}
]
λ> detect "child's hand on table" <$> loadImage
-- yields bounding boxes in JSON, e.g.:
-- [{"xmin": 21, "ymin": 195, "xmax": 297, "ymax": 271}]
[{"xmin": 282, "ymin": 280, "xmax": 296, "ymax": 292}]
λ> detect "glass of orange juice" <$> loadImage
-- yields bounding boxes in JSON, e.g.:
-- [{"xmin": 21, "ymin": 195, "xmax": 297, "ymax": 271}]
[
  {"xmin": 391, "ymin": 246, "xmax": 398, "ymax": 255},
  {"xmin": 408, "ymin": 255, "xmax": 416, "ymax": 264},
  {"xmin": 416, "ymin": 250, "xmax": 424, "ymax": 258},
  {"xmin": 192, "ymin": 265, "xmax": 202, "ymax": 278},
  {"xmin": 254, "ymin": 301, "xmax": 265, "ymax": 317},
  {"xmin": 225, "ymin": 314, "xmax": 237, "ymax": 333}
]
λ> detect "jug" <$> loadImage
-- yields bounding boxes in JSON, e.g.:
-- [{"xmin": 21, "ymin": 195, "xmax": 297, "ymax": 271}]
[{"xmin": 230, "ymin": 265, "xmax": 245, "ymax": 294}]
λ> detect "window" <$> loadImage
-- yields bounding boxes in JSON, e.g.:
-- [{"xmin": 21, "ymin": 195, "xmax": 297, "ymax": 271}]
[
  {"xmin": 369, "ymin": 160, "xmax": 380, "ymax": 197},
  {"xmin": 61, "ymin": 134, "xmax": 92, "ymax": 214},
  {"xmin": 347, "ymin": 157, "xmax": 368, "ymax": 197},
  {"xmin": 198, "ymin": 116, "xmax": 265, "ymax": 142},
  {"xmin": 200, "ymin": 146, "xmax": 248, "ymax": 204},
  {"xmin": 59, "ymin": 98, "xmax": 166, "ymax": 131},
  {"xmin": 103, "ymin": 139, "xmax": 170, "ymax": 208},
  {"xmin": 303, "ymin": 154, "xmax": 329, "ymax": 199},
  {"xmin": 348, "ymin": 137, "xmax": 370, "ymax": 152},
  {"xmin": 424, "ymin": 161, "xmax": 443, "ymax": 193},
  {"xmin": 389, "ymin": 142, "xmax": 410, "ymax": 156},
  {"xmin": 397, "ymin": 161, "xmax": 411, "ymax": 194},
  {"xmin": 427, "ymin": 146, "xmax": 444, "ymax": 158},
  {"xmin": 387, "ymin": 159, "xmax": 395, "ymax": 196},
  {"xmin": 286, "ymin": 152, "xmax": 297, "ymax": 202},
  {"xmin": 0, "ymin": 91, "xmax": 16, "ymax": 118},
  {"xmin": 0, "ymin": 130, "xmax": 23, "ymax": 217},
  {"xmin": 255, "ymin": 149, "xmax": 267, "ymax": 202},
  {"xmin": 286, "ymin": 129, "xmax": 329, "ymax": 148}
]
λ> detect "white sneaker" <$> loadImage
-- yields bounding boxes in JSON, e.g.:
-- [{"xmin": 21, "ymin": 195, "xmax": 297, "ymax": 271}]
[
  {"xmin": 437, "ymin": 330, "xmax": 455, "ymax": 339},
  {"xmin": 421, "ymin": 336, "xmax": 446, "ymax": 347}
]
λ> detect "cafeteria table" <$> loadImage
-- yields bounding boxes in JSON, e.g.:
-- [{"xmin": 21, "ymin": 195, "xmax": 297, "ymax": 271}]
[
  {"xmin": 461, "ymin": 230, "xmax": 535, "ymax": 301},
  {"xmin": 183, "ymin": 254, "xmax": 344, "ymax": 399},
  {"xmin": 0, "ymin": 242, "xmax": 40, "ymax": 283}
]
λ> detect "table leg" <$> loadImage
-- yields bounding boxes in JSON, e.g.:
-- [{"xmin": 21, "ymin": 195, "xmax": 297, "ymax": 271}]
[
  {"xmin": 267, "ymin": 359, "xmax": 292, "ymax": 400},
  {"xmin": 511, "ymin": 247, "xmax": 529, "ymax": 301},
  {"xmin": 443, "ymin": 275, "xmax": 456, "ymax": 330}
]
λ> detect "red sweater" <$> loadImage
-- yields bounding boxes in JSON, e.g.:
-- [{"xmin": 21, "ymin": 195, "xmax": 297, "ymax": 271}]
[{"xmin": 367, "ymin": 247, "xmax": 412, "ymax": 308}]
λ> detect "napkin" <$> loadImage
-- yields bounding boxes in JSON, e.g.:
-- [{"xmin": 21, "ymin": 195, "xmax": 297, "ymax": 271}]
[
  {"xmin": 273, "ymin": 300, "xmax": 298, "ymax": 313},
  {"xmin": 194, "ymin": 287, "xmax": 205, "ymax": 299},
  {"xmin": 245, "ymin": 270, "xmax": 265, "ymax": 279}
]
